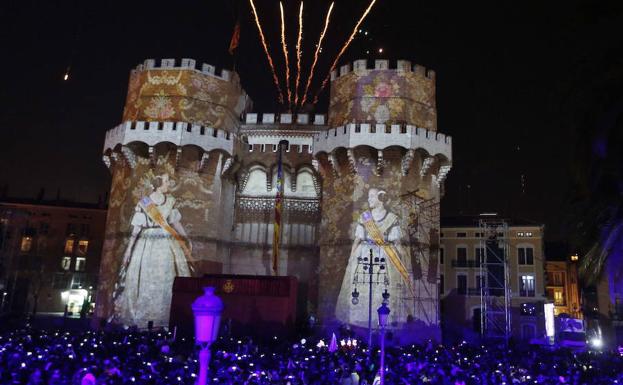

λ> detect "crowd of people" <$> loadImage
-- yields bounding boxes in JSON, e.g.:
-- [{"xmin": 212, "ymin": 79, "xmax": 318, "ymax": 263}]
[{"xmin": 1, "ymin": 327, "xmax": 623, "ymax": 385}]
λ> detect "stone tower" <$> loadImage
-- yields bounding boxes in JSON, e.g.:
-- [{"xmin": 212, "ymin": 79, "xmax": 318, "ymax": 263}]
[
  {"xmin": 96, "ymin": 58, "xmax": 452, "ymax": 342},
  {"xmin": 96, "ymin": 58, "xmax": 249, "ymax": 327},
  {"xmin": 313, "ymin": 59, "xmax": 452, "ymax": 341}
]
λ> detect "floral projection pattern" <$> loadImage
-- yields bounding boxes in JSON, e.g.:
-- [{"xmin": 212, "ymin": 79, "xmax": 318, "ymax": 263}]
[
  {"xmin": 122, "ymin": 70, "xmax": 248, "ymax": 129},
  {"xmin": 329, "ymin": 70, "xmax": 437, "ymax": 130}
]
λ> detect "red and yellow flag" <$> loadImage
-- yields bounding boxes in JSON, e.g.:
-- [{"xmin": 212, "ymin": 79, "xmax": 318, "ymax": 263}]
[{"xmin": 229, "ymin": 21, "xmax": 241, "ymax": 55}]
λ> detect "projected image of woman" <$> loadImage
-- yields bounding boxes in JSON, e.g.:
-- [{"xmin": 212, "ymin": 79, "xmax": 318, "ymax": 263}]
[
  {"xmin": 113, "ymin": 173, "xmax": 193, "ymax": 327},
  {"xmin": 336, "ymin": 188, "xmax": 414, "ymax": 328}
]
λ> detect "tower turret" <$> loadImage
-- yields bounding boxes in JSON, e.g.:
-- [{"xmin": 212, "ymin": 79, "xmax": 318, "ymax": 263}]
[
  {"xmin": 314, "ymin": 59, "xmax": 451, "ymax": 342},
  {"xmin": 329, "ymin": 59, "xmax": 437, "ymax": 129},
  {"xmin": 96, "ymin": 58, "xmax": 250, "ymax": 327}
]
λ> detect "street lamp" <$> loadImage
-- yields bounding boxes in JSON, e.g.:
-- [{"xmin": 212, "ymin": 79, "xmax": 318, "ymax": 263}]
[
  {"xmin": 192, "ymin": 287, "xmax": 224, "ymax": 385},
  {"xmin": 377, "ymin": 303, "xmax": 390, "ymax": 385},
  {"xmin": 352, "ymin": 248, "xmax": 387, "ymax": 351}
]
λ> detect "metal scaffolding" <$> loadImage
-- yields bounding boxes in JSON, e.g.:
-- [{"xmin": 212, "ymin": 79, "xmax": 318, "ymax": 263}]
[
  {"xmin": 401, "ymin": 191, "xmax": 440, "ymax": 327},
  {"xmin": 479, "ymin": 218, "xmax": 511, "ymax": 343}
]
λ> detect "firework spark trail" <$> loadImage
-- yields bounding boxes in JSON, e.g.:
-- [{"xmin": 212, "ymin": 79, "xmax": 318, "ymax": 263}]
[
  {"xmin": 249, "ymin": 0, "xmax": 284, "ymax": 104},
  {"xmin": 300, "ymin": 1, "xmax": 334, "ymax": 107},
  {"xmin": 294, "ymin": 1, "xmax": 304, "ymax": 108},
  {"xmin": 313, "ymin": 0, "xmax": 378, "ymax": 104},
  {"xmin": 279, "ymin": 2, "xmax": 292, "ymax": 108}
]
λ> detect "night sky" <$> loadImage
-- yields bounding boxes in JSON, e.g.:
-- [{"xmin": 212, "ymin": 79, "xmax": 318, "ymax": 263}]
[{"xmin": 1, "ymin": 0, "xmax": 621, "ymax": 241}]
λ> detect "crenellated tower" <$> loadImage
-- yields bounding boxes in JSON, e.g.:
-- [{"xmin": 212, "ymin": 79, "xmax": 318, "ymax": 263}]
[
  {"xmin": 313, "ymin": 59, "xmax": 451, "ymax": 342},
  {"xmin": 96, "ymin": 58, "xmax": 250, "ymax": 327},
  {"xmin": 96, "ymin": 58, "xmax": 452, "ymax": 341}
]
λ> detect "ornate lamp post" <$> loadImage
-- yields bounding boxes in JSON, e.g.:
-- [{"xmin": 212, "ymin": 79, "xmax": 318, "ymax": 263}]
[
  {"xmin": 352, "ymin": 248, "xmax": 388, "ymax": 352},
  {"xmin": 192, "ymin": 287, "xmax": 224, "ymax": 385},
  {"xmin": 377, "ymin": 303, "xmax": 390, "ymax": 385}
]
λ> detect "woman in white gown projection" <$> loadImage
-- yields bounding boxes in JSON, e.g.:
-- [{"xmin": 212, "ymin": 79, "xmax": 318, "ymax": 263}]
[
  {"xmin": 113, "ymin": 174, "xmax": 193, "ymax": 327},
  {"xmin": 336, "ymin": 188, "xmax": 414, "ymax": 328}
]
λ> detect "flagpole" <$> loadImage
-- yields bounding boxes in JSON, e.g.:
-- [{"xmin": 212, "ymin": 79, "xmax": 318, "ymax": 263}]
[{"xmin": 272, "ymin": 140, "xmax": 289, "ymax": 276}]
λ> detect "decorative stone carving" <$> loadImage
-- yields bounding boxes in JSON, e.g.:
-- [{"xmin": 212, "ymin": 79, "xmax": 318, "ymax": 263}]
[
  {"xmin": 420, "ymin": 157, "xmax": 435, "ymax": 177},
  {"xmin": 347, "ymin": 149, "xmax": 357, "ymax": 174},
  {"xmin": 121, "ymin": 146, "xmax": 137, "ymax": 169},
  {"xmin": 401, "ymin": 149, "xmax": 415, "ymax": 176}
]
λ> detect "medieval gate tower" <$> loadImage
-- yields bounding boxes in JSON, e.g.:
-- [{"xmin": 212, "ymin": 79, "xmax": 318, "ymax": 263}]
[{"xmin": 97, "ymin": 58, "xmax": 452, "ymax": 341}]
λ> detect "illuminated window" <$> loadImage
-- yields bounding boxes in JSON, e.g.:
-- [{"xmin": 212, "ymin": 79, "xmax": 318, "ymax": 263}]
[
  {"xmin": 20, "ymin": 236, "xmax": 33, "ymax": 252},
  {"xmin": 76, "ymin": 240, "xmax": 89, "ymax": 256},
  {"xmin": 64, "ymin": 239, "xmax": 75, "ymax": 254},
  {"xmin": 518, "ymin": 247, "xmax": 534, "ymax": 265},
  {"xmin": 61, "ymin": 256, "xmax": 71, "ymax": 271},
  {"xmin": 75, "ymin": 257, "xmax": 86, "ymax": 272},
  {"xmin": 554, "ymin": 289, "xmax": 565, "ymax": 305},
  {"xmin": 520, "ymin": 275, "xmax": 535, "ymax": 297}
]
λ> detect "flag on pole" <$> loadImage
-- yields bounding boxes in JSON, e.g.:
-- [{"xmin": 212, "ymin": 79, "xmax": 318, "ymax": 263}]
[
  {"xmin": 228, "ymin": 21, "xmax": 241, "ymax": 55},
  {"xmin": 272, "ymin": 141, "xmax": 286, "ymax": 274}
]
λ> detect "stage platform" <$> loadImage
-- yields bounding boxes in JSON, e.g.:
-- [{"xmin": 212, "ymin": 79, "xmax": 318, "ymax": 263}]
[{"xmin": 170, "ymin": 275, "xmax": 298, "ymax": 337}]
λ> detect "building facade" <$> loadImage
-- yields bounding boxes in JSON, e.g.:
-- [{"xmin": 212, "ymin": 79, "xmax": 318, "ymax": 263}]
[
  {"xmin": 0, "ymin": 200, "xmax": 106, "ymax": 316},
  {"xmin": 544, "ymin": 258, "xmax": 581, "ymax": 318},
  {"xmin": 95, "ymin": 58, "xmax": 452, "ymax": 342},
  {"xmin": 440, "ymin": 215, "xmax": 546, "ymax": 341}
]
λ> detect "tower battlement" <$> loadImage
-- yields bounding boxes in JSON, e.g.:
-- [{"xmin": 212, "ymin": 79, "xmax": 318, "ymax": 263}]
[
  {"xmin": 136, "ymin": 58, "xmax": 235, "ymax": 82},
  {"xmin": 244, "ymin": 113, "xmax": 327, "ymax": 126},
  {"xmin": 328, "ymin": 59, "xmax": 437, "ymax": 130},
  {"xmin": 122, "ymin": 58, "xmax": 250, "ymax": 130},
  {"xmin": 330, "ymin": 59, "xmax": 435, "ymax": 82},
  {"xmin": 314, "ymin": 123, "xmax": 451, "ymax": 158},
  {"xmin": 103, "ymin": 120, "xmax": 235, "ymax": 156}
]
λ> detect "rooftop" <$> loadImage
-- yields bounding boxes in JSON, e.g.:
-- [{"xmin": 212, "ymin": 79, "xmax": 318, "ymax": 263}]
[
  {"xmin": 0, "ymin": 197, "xmax": 107, "ymax": 211},
  {"xmin": 441, "ymin": 214, "xmax": 542, "ymax": 228}
]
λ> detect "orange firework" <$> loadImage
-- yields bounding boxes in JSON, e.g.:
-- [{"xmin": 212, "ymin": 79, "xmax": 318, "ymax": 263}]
[
  {"xmin": 279, "ymin": 2, "xmax": 292, "ymax": 108},
  {"xmin": 300, "ymin": 1, "xmax": 334, "ymax": 107},
  {"xmin": 249, "ymin": 0, "xmax": 284, "ymax": 104},
  {"xmin": 313, "ymin": 0, "xmax": 378, "ymax": 104},
  {"xmin": 294, "ymin": 1, "xmax": 304, "ymax": 108}
]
